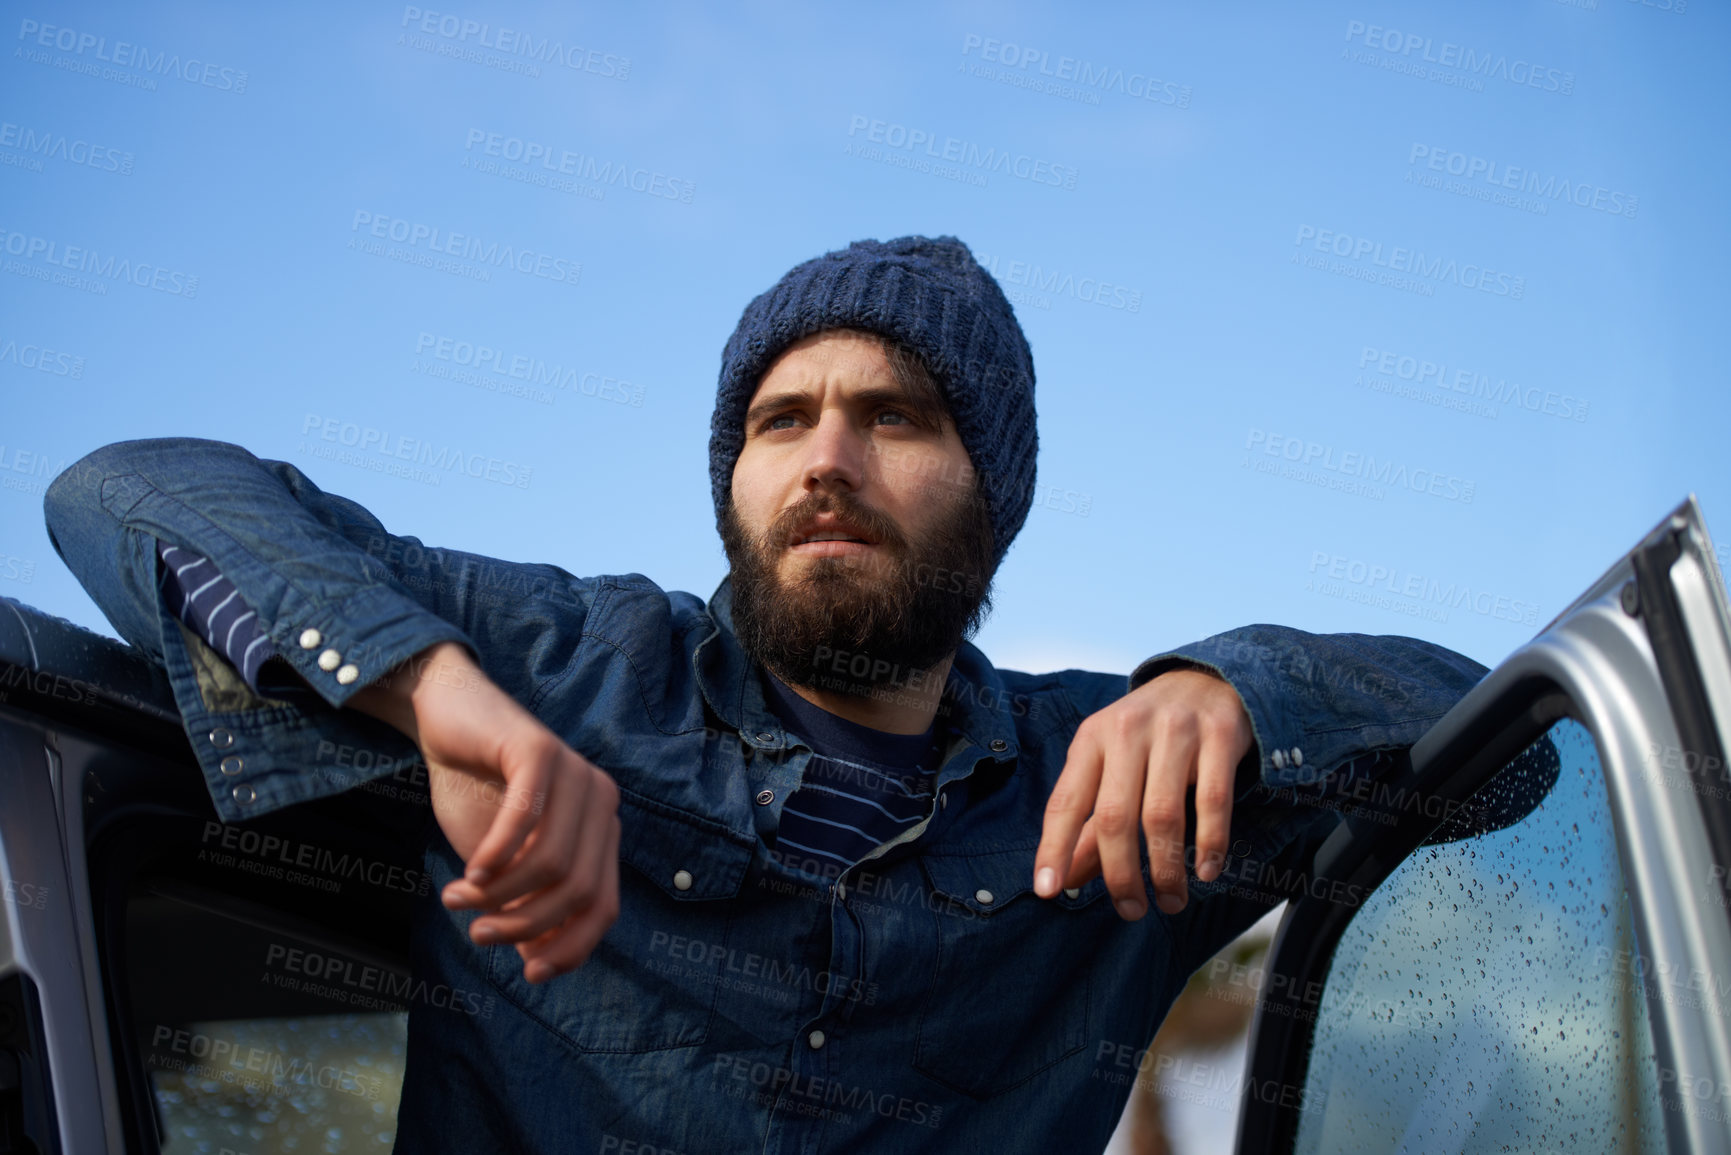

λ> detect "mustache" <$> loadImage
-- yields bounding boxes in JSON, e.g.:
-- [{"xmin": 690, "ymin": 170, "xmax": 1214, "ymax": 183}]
[{"xmin": 769, "ymin": 491, "xmax": 907, "ymax": 553}]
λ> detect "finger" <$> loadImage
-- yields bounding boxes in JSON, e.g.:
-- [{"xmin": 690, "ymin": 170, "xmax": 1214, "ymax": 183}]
[
  {"xmin": 474, "ymin": 773, "xmax": 615, "ymax": 944},
  {"xmin": 472, "ymin": 854, "xmax": 592, "ymax": 945},
  {"xmin": 464, "ymin": 757, "xmax": 564, "ymax": 901},
  {"xmin": 467, "ymin": 786, "xmax": 581, "ymax": 914},
  {"xmin": 1062, "ymin": 817, "xmax": 1100, "ymax": 889},
  {"xmin": 1095, "ymin": 730, "xmax": 1151, "ymax": 921},
  {"xmin": 1034, "ymin": 726, "xmax": 1106, "ymax": 898},
  {"xmin": 1191, "ymin": 718, "xmax": 1239, "ymax": 883},
  {"xmin": 519, "ymin": 815, "xmax": 622, "ymax": 982},
  {"xmin": 1144, "ymin": 716, "xmax": 1199, "ymax": 915}
]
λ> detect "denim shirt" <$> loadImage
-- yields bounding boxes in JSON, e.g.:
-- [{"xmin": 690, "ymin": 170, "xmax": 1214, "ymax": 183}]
[{"xmin": 43, "ymin": 437, "xmax": 1489, "ymax": 1154}]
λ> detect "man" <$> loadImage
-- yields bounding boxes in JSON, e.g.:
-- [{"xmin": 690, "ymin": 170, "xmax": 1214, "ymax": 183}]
[{"xmin": 44, "ymin": 235, "xmax": 1485, "ymax": 1152}]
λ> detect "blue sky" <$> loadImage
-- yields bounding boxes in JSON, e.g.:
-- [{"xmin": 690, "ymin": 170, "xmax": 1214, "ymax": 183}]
[{"xmin": 3, "ymin": 0, "xmax": 1725, "ymax": 678}]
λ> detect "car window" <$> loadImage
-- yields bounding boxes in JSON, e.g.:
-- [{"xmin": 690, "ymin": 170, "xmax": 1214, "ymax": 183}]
[
  {"xmin": 149, "ymin": 1012, "xmax": 406, "ymax": 1154},
  {"xmin": 1292, "ymin": 718, "xmax": 1668, "ymax": 1153}
]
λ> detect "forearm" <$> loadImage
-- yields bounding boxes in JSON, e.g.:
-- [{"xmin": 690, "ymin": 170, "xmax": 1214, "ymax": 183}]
[{"xmin": 347, "ymin": 640, "xmax": 484, "ymax": 748}]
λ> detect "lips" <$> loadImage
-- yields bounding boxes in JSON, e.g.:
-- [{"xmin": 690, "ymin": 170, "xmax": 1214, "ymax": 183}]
[{"xmin": 787, "ymin": 517, "xmax": 877, "ymax": 548}]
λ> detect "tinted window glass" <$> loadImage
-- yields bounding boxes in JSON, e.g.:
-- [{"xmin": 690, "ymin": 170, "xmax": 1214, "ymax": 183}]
[
  {"xmin": 149, "ymin": 1012, "xmax": 406, "ymax": 1154},
  {"xmin": 1294, "ymin": 719, "xmax": 1666, "ymax": 1153}
]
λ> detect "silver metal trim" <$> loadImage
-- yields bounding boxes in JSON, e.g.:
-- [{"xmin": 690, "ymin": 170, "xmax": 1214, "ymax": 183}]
[
  {"xmin": 0, "ymin": 717, "xmax": 113, "ymax": 1152},
  {"xmin": 48, "ymin": 734, "xmax": 128, "ymax": 1153},
  {"xmin": 1406, "ymin": 498, "xmax": 1731, "ymax": 1154}
]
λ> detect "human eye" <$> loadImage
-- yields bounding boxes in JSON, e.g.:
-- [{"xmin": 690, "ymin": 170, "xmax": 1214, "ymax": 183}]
[{"xmin": 753, "ymin": 408, "xmax": 805, "ymax": 434}]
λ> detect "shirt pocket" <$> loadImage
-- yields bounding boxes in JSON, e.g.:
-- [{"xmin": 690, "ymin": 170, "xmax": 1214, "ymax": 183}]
[
  {"xmin": 484, "ymin": 797, "xmax": 755, "ymax": 1053},
  {"xmin": 911, "ymin": 849, "xmax": 1109, "ymax": 1098}
]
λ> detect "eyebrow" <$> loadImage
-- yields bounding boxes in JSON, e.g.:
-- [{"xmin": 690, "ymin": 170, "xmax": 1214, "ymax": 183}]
[{"xmin": 743, "ymin": 384, "xmax": 933, "ymax": 432}]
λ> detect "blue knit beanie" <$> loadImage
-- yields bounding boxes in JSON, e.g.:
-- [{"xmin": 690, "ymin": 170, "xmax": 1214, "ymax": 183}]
[{"xmin": 709, "ymin": 235, "xmax": 1038, "ymax": 568}]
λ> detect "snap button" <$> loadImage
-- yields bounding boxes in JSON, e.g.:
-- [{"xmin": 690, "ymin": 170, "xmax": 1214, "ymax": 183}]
[
  {"xmin": 208, "ymin": 727, "xmax": 233, "ymax": 749},
  {"xmin": 231, "ymin": 783, "xmax": 256, "ymax": 805},
  {"xmin": 836, "ymin": 881, "xmax": 847, "ymax": 900},
  {"xmin": 939, "ymin": 792, "xmax": 948, "ymax": 809},
  {"xmin": 808, "ymin": 1030, "xmax": 826, "ymax": 1050},
  {"xmin": 317, "ymin": 648, "xmax": 342, "ymax": 672},
  {"xmin": 975, "ymin": 889, "xmax": 994, "ymax": 905},
  {"xmin": 336, "ymin": 664, "xmax": 360, "ymax": 685},
  {"xmin": 672, "ymin": 869, "xmax": 693, "ymax": 892},
  {"xmin": 1063, "ymin": 888, "xmax": 1081, "ymax": 899},
  {"xmin": 1290, "ymin": 747, "xmax": 1304, "ymax": 767},
  {"xmin": 298, "ymin": 628, "xmax": 322, "ymax": 650},
  {"xmin": 756, "ymin": 732, "xmax": 775, "ymax": 744},
  {"xmin": 755, "ymin": 789, "xmax": 774, "ymax": 805},
  {"xmin": 989, "ymin": 738, "xmax": 1008, "ymax": 753},
  {"xmin": 1271, "ymin": 748, "xmax": 1287, "ymax": 770},
  {"xmin": 1232, "ymin": 839, "xmax": 1252, "ymax": 856},
  {"xmin": 219, "ymin": 755, "xmax": 244, "ymax": 777}
]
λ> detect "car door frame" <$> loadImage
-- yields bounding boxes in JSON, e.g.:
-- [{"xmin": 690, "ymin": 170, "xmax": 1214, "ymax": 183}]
[{"xmin": 1232, "ymin": 496, "xmax": 1731, "ymax": 1155}]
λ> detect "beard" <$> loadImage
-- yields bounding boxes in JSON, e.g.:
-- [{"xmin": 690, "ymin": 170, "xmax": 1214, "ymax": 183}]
[{"xmin": 719, "ymin": 484, "xmax": 996, "ymax": 698}]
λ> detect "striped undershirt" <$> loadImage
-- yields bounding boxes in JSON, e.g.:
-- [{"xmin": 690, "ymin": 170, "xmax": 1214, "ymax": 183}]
[
  {"xmin": 155, "ymin": 541, "xmax": 316, "ymax": 700},
  {"xmin": 760, "ymin": 672, "xmax": 950, "ymax": 877},
  {"xmin": 156, "ymin": 540, "xmax": 279, "ymax": 688},
  {"xmin": 155, "ymin": 541, "xmax": 948, "ymax": 871}
]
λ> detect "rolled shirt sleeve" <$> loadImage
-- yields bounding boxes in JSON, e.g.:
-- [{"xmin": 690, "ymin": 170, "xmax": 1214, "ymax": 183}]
[
  {"xmin": 1129, "ymin": 624, "xmax": 1488, "ymax": 791},
  {"xmin": 43, "ymin": 437, "xmax": 594, "ymax": 822}
]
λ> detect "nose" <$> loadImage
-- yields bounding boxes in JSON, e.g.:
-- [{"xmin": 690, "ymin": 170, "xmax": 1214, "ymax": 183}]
[{"xmin": 801, "ymin": 408, "xmax": 867, "ymax": 495}]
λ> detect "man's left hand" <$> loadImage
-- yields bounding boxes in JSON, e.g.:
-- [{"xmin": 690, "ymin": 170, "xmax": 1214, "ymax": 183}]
[{"xmin": 1033, "ymin": 667, "xmax": 1253, "ymax": 920}]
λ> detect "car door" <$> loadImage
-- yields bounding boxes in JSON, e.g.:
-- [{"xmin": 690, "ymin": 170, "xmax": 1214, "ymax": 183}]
[
  {"xmin": 0, "ymin": 595, "xmax": 427, "ymax": 1153},
  {"xmin": 1232, "ymin": 496, "xmax": 1731, "ymax": 1154}
]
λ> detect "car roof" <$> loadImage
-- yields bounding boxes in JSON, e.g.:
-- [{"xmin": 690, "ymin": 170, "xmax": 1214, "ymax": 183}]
[{"xmin": 0, "ymin": 595, "xmax": 181, "ymax": 729}]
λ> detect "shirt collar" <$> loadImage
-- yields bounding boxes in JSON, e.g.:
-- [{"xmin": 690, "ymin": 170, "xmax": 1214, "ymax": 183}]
[{"xmin": 694, "ymin": 575, "xmax": 1022, "ymax": 765}]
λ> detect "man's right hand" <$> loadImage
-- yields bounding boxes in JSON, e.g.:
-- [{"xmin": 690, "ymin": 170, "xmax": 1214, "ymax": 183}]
[{"xmin": 349, "ymin": 641, "xmax": 621, "ymax": 984}]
